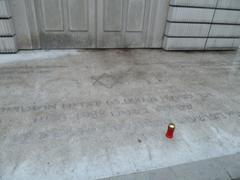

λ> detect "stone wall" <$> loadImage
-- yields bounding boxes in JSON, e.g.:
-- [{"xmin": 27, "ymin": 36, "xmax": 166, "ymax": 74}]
[
  {"xmin": 163, "ymin": 0, "xmax": 240, "ymax": 50},
  {"xmin": 0, "ymin": 0, "xmax": 17, "ymax": 53}
]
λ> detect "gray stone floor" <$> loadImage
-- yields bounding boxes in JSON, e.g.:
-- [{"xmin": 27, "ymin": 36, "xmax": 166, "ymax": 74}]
[
  {"xmin": 0, "ymin": 49, "xmax": 240, "ymax": 180},
  {"xmin": 101, "ymin": 153, "xmax": 240, "ymax": 180}
]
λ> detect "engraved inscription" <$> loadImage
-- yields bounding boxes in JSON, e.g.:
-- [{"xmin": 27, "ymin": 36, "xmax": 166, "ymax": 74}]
[{"xmin": 0, "ymin": 93, "xmax": 210, "ymax": 114}]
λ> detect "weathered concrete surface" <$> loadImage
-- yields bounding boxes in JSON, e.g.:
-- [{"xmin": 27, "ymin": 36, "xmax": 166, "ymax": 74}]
[
  {"xmin": 101, "ymin": 153, "xmax": 240, "ymax": 180},
  {"xmin": 0, "ymin": 49, "xmax": 240, "ymax": 180}
]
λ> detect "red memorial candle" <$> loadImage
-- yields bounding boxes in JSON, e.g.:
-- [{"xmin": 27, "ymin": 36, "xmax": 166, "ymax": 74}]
[{"xmin": 166, "ymin": 123, "xmax": 176, "ymax": 139}]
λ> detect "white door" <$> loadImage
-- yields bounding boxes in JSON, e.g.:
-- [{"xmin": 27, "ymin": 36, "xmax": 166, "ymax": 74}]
[
  {"xmin": 97, "ymin": 0, "xmax": 151, "ymax": 48},
  {"xmin": 33, "ymin": 0, "xmax": 167, "ymax": 49},
  {"xmin": 35, "ymin": 0, "xmax": 96, "ymax": 48}
]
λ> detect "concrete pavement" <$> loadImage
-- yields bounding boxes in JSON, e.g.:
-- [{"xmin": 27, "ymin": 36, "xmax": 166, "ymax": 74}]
[{"xmin": 0, "ymin": 49, "xmax": 240, "ymax": 180}]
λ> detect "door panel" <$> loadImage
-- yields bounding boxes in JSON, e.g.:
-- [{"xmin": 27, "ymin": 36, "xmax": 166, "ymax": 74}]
[
  {"xmin": 104, "ymin": 0, "xmax": 123, "ymax": 31},
  {"xmin": 67, "ymin": 0, "xmax": 88, "ymax": 31},
  {"xmin": 41, "ymin": 0, "xmax": 64, "ymax": 31},
  {"xmin": 35, "ymin": 0, "xmax": 95, "ymax": 49},
  {"xmin": 126, "ymin": 0, "xmax": 145, "ymax": 32}
]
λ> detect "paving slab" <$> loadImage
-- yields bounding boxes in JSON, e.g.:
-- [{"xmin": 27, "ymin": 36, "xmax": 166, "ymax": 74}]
[
  {"xmin": 0, "ymin": 49, "xmax": 240, "ymax": 180},
  {"xmin": 101, "ymin": 153, "xmax": 240, "ymax": 180}
]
